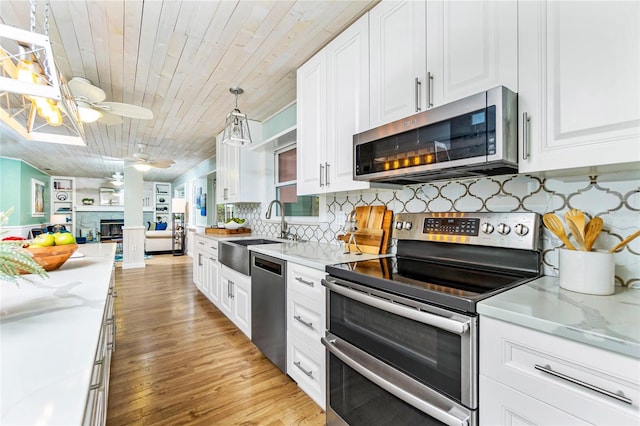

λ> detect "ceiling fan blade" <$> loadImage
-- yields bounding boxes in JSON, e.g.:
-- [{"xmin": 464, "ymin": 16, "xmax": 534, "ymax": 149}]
[
  {"xmin": 95, "ymin": 102, "xmax": 154, "ymax": 120},
  {"xmin": 98, "ymin": 111, "xmax": 123, "ymax": 126},
  {"xmin": 68, "ymin": 77, "xmax": 106, "ymax": 103},
  {"xmin": 150, "ymin": 159, "xmax": 175, "ymax": 169}
]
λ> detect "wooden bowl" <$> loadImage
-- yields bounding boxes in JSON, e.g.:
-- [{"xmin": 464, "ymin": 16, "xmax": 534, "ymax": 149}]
[{"xmin": 24, "ymin": 244, "xmax": 78, "ymax": 272}]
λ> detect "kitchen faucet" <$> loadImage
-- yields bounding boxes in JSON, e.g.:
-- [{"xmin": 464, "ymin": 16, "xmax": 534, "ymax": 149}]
[{"xmin": 266, "ymin": 199, "xmax": 288, "ymax": 239}]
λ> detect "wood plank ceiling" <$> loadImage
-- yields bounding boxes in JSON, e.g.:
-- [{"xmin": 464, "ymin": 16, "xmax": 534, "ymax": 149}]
[{"xmin": 0, "ymin": 0, "xmax": 378, "ymax": 182}]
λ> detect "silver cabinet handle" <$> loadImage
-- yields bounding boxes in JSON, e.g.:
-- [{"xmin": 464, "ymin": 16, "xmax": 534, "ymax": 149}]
[
  {"xmin": 319, "ymin": 163, "xmax": 325, "ymax": 187},
  {"xmin": 415, "ymin": 77, "xmax": 422, "ymax": 112},
  {"xmin": 294, "ymin": 315, "xmax": 314, "ymax": 330},
  {"xmin": 427, "ymin": 72, "xmax": 434, "ymax": 108},
  {"xmin": 223, "ymin": 188, "xmax": 228, "ymax": 200},
  {"xmin": 325, "ymin": 162, "xmax": 330, "ymax": 186},
  {"xmin": 534, "ymin": 364, "xmax": 632, "ymax": 405},
  {"xmin": 198, "ymin": 253, "xmax": 202, "ymax": 266},
  {"xmin": 295, "ymin": 276, "xmax": 315, "ymax": 287},
  {"xmin": 294, "ymin": 361, "xmax": 314, "ymax": 378},
  {"xmin": 522, "ymin": 112, "xmax": 530, "ymax": 160}
]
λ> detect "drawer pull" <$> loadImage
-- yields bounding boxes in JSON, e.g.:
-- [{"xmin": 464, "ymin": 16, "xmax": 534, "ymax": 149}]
[
  {"xmin": 534, "ymin": 364, "xmax": 632, "ymax": 405},
  {"xmin": 294, "ymin": 315, "xmax": 314, "ymax": 330},
  {"xmin": 295, "ymin": 277, "xmax": 315, "ymax": 287},
  {"xmin": 294, "ymin": 361, "xmax": 314, "ymax": 378}
]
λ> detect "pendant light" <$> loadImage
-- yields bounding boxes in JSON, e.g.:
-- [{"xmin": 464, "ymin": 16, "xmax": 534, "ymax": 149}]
[{"xmin": 221, "ymin": 87, "xmax": 252, "ymax": 146}]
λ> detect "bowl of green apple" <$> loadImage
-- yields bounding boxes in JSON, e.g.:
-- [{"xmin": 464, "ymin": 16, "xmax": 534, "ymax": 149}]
[{"xmin": 224, "ymin": 218, "xmax": 247, "ymax": 229}]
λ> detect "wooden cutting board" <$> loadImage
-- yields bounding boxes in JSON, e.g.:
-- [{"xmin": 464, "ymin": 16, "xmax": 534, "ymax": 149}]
[
  {"xmin": 337, "ymin": 228, "xmax": 384, "ymax": 254},
  {"xmin": 355, "ymin": 205, "xmax": 386, "ymax": 230},
  {"xmin": 205, "ymin": 227, "xmax": 251, "ymax": 235}
]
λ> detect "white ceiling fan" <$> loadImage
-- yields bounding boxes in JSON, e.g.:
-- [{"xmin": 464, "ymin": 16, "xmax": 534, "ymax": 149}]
[
  {"xmin": 68, "ymin": 77, "xmax": 154, "ymax": 125},
  {"xmin": 105, "ymin": 172, "xmax": 124, "ymax": 186},
  {"xmin": 123, "ymin": 144, "xmax": 175, "ymax": 172}
]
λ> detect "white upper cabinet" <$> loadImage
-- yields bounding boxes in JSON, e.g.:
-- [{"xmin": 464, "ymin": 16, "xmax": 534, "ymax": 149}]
[
  {"xmin": 297, "ymin": 14, "xmax": 370, "ymax": 196},
  {"xmin": 369, "ymin": 0, "xmax": 426, "ymax": 127},
  {"xmin": 518, "ymin": 1, "xmax": 640, "ymax": 174},
  {"xmin": 215, "ymin": 121, "xmax": 264, "ymax": 203},
  {"xmin": 426, "ymin": 0, "xmax": 518, "ymax": 107}
]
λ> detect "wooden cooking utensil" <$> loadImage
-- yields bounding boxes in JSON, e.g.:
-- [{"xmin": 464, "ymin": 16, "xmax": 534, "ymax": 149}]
[
  {"xmin": 542, "ymin": 213, "xmax": 576, "ymax": 250},
  {"xmin": 584, "ymin": 217, "xmax": 603, "ymax": 251},
  {"xmin": 565, "ymin": 209, "xmax": 586, "ymax": 239},
  {"xmin": 609, "ymin": 229, "xmax": 640, "ymax": 253},
  {"xmin": 566, "ymin": 219, "xmax": 588, "ymax": 251}
]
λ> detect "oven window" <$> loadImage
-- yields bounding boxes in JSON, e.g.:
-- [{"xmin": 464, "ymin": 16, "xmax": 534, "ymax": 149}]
[
  {"xmin": 329, "ymin": 291, "xmax": 462, "ymax": 402},
  {"xmin": 329, "ymin": 353, "xmax": 447, "ymax": 426}
]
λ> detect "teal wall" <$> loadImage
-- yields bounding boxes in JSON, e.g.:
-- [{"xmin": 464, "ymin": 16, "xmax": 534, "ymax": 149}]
[
  {"xmin": 0, "ymin": 158, "xmax": 50, "ymax": 226},
  {"xmin": 262, "ymin": 103, "xmax": 296, "ymax": 140}
]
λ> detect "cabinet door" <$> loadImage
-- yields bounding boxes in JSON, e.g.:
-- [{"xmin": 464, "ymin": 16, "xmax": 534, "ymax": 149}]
[
  {"xmin": 219, "ymin": 272, "xmax": 233, "ymax": 319},
  {"xmin": 206, "ymin": 256, "xmax": 219, "ymax": 307},
  {"xmin": 518, "ymin": 1, "xmax": 640, "ymax": 174},
  {"xmin": 325, "ymin": 13, "xmax": 371, "ymax": 193},
  {"xmin": 426, "ymin": 0, "xmax": 517, "ymax": 107},
  {"xmin": 232, "ymin": 277, "xmax": 251, "ymax": 339},
  {"xmin": 369, "ymin": 0, "xmax": 426, "ymax": 127},
  {"xmin": 297, "ymin": 51, "xmax": 327, "ymax": 196}
]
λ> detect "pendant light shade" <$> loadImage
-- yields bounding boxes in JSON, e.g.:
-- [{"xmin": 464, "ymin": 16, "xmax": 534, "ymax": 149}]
[{"xmin": 222, "ymin": 87, "xmax": 252, "ymax": 146}]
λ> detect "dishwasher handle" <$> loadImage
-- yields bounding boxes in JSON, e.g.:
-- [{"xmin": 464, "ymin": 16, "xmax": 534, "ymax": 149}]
[{"xmin": 252, "ymin": 254, "xmax": 285, "ymax": 277}]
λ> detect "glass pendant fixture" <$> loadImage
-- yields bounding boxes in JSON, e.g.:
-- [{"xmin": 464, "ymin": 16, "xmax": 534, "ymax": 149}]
[{"xmin": 221, "ymin": 87, "xmax": 252, "ymax": 146}]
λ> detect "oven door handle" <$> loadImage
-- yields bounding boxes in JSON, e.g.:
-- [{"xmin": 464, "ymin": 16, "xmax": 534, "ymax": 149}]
[
  {"xmin": 323, "ymin": 336, "xmax": 470, "ymax": 426},
  {"xmin": 322, "ymin": 279, "xmax": 470, "ymax": 335}
]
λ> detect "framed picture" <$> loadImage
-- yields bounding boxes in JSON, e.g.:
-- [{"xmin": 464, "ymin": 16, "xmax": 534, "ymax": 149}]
[{"xmin": 31, "ymin": 178, "xmax": 45, "ymax": 217}]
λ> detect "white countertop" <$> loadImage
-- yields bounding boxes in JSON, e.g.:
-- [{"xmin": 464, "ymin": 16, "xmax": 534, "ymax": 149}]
[
  {"xmin": 249, "ymin": 240, "xmax": 390, "ymax": 270},
  {"xmin": 0, "ymin": 243, "xmax": 116, "ymax": 426},
  {"xmin": 477, "ymin": 276, "xmax": 640, "ymax": 359}
]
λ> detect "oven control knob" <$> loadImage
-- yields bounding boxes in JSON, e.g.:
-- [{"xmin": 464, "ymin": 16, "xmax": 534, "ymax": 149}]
[
  {"xmin": 514, "ymin": 223, "xmax": 529, "ymax": 236},
  {"xmin": 395, "ymin": 221, "xmax": 404, "ymax": 230},
  {"xmin": 403, "ymin": 222, "xmax": 413, "ymax": 230},
  {"xmin": 496, "ymin": 223, "xmax": 511, "ymax": 235},
  {"xmin": 481, "ymin": 222, "xmax": 494, "ymax": 234}
]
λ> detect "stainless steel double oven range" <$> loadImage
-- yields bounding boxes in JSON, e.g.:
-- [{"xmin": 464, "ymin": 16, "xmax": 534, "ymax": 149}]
[{"xmin": 322, "ymin": 212, "xmax": 541, "ymax": 425}]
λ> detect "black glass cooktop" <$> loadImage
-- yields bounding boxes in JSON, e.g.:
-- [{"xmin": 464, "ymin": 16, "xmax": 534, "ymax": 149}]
[{"xmin": 326, "ymin": 256, "xmax": 538, "ymax": 314}]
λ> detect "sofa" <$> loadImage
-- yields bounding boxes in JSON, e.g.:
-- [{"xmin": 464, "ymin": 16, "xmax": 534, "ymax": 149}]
[{"xmin": 145, "ymin": 222, "xmax": 174, "ymax": 253}]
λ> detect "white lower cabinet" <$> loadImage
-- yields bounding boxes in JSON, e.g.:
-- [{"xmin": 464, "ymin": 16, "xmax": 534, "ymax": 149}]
[
  {"xmin": 83, "ymin": 268, "xmax": 116, "ymax": 425},
  {"xmin": 480, "ymin": 316, "xmax": 639, "ymax": 425},
  {"xmin": 220, "ymin": 265, "xmax": 251, "ymax": 339},
  {"xmin": 192, "ymin": 235, "xmax": 219, "ymax": 306},
  {"xmin": 286, "ymin": 262, "xmax": 326, "ymax": 410}
]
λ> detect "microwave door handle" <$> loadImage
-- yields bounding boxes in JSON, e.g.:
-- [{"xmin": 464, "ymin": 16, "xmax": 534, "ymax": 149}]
[
  {"xmin": 322, "ymin": 279, "xmax": 470, "ymax": 335},
  {"xmin": 322, "ymin": 337, "xmax": 470, "ymax": 426}
]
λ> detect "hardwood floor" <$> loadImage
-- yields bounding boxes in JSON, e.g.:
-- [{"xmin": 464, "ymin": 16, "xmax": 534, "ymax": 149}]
[{"xmin": 107, "ymin": 255, "xmax": 326, "ymax": 425}]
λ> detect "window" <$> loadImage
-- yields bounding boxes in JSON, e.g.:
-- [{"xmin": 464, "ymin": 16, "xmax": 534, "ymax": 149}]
[{"xmin": 275, "ymin": 145, "xmax": 319, "ymax": 217}]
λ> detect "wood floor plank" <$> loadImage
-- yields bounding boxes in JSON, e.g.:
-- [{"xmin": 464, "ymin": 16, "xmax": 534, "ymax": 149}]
[{"xmin": 107, "ymin": 255, "xmax": 325, "ymax": 425}]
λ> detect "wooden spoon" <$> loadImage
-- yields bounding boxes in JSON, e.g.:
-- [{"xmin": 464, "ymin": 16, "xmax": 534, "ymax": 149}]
[
  {"xmin": 584, "ymin": 217, "xmax": 603, "ymax": 251},
  {"xmin": 542, "ymin": 213, "xmax": 576, "ymax": 250},
  {"xmin": 609, "ymin": 229, "xmax": 640, "ymax": 253}
]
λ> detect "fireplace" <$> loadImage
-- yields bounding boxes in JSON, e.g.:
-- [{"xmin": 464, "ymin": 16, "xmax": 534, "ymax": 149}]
[{"xmin": 100, "ymin": 219, "xmax": 124, "ymax": 241}]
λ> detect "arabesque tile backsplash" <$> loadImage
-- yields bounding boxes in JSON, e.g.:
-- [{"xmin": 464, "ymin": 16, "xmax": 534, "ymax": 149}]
[{"xmin": 237, "ymin": 173, "xmax": 639, "ymax": 287}]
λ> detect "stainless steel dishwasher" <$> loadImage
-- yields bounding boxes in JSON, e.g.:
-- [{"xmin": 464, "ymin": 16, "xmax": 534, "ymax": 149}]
[{"xmin": 250, "ymin": 252, "xmax": 287, "ymax": 373}]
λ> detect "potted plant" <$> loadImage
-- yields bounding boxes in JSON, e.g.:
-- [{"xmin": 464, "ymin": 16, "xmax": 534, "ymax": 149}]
[
  {"xmin": 82, "ymin": 198, "xmax": 95, "ymax": 205},
  {"xmin": 0, "ymin": 208, "xmax": 47, "ymax": 283}
]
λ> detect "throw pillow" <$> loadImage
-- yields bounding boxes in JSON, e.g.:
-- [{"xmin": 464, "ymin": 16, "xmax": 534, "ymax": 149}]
[
  {"xmin": 156, "ymin": 222, "xmax": 168, "ymax": 231},
  {"xmin": 147, "ymin": 221, "xmax": 152, "ymax": 231}
]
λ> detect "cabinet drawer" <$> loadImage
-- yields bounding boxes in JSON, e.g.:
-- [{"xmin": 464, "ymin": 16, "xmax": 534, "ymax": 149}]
[
  {"xmin": 481, "ymin": 317, "xmax": 639, "ymax": 425},
  {"xmin": 480, "ymin": 375, "xmax": 590, "ymax": 425},
  {"xmin": 287, "ymin": 331, "xmax": 325, "ymax": 410},
  {"xmin": 194, "ymin": 236, "xmax": 218, "ymax": 258},
  {"xmin": 288, "ymin": 291, "xmax": 325, "ymax": 344},
  {"xmin": 287, "ymin": 262, "xmax": 325, "ymax": 300}
]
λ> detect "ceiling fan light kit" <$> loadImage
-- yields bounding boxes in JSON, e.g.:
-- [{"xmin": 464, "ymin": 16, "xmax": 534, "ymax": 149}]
[
  {"xmin": 222, "ymin": 87, "xmax": 252, "ymax": 146},
  {"xmin": 76, "ymin": 100, "xmax": 102, "ymax": 123},
  {"xmin": 132, "ymin": 163, "xmax": 153, "ymax": 172}
]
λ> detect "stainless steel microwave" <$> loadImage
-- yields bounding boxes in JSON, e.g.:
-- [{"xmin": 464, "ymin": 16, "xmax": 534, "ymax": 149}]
[{"xmin": 354, "ymin": 86, "xmax": 518, "ymax": 184}]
